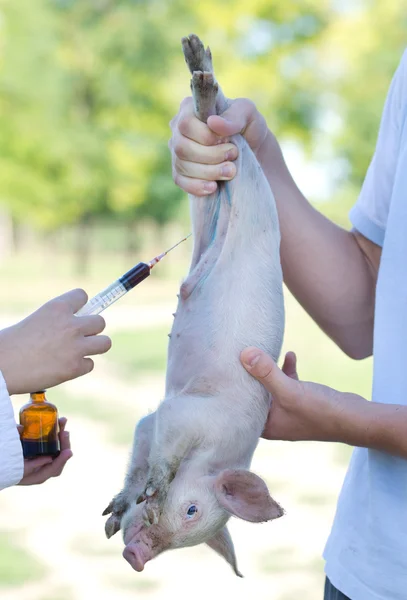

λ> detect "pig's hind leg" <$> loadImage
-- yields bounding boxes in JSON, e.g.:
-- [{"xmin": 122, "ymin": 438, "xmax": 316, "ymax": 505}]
[
  {"xmin": 102, "ymin": 412, "xmax": 155, "ymax": 538},
  {"xmin": 179, "ymin": 35, "xmax": 233, "ymax": 298}
]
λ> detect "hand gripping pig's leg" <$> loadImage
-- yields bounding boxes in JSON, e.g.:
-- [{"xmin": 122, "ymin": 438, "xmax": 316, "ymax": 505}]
[
  {"xmin": 178, "ymin": 35, "xmax": 233, "ymax": 299},
  {"xmin": 102, "ymin": 412, "xmax": 156, "ymax": 538}
]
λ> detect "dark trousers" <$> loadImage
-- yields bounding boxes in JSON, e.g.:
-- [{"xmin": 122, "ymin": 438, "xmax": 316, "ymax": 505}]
[{"xmin": 324, "ymin": 577, "xmax": 351, "ymax": 600}]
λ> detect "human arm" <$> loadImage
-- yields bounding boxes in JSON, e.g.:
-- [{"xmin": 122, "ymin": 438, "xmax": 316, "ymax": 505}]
[
  {"xmin": 240, "ymin": 347, "xmax": 407, "ymax": 459},
  {"xmin": 169, "ymin": 54, "xmax": 406, "ymax": 359},
  {"xmin": 170, "ymin": 100, "xmax": 380, "ymax": 359}
]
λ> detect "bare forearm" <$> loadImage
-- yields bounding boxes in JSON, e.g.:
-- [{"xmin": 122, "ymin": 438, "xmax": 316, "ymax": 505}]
[
  {"xmin": 332, "ymin": 394, "xmax": 407, "ymax": 459},
  {"xmin": 257, "ymin": 132, "xmax": 377, "ymax": 359}
]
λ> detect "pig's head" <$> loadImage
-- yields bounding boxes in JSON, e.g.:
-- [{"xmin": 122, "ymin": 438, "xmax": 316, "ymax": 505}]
[{"xmin": 121, "ymin": 469, "xmax": 283, "ymax": 576}]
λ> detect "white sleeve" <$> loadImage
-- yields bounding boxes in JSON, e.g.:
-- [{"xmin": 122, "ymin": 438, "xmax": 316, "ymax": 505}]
[
  {"xmin": 349, "ymin": 49, "xmax": 407, "ymax": 246},
  {"xmin": 0, "ymin": 372, "xmax": 23, "ymax": 490}
]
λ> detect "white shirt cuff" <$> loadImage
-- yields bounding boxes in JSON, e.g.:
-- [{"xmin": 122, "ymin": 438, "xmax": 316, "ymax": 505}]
[{"xmin": 0, "ymin": 372, "xmax": 24, "ymax": 490}]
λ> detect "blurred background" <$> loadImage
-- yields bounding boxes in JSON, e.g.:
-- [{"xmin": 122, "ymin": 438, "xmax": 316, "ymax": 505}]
[{"xmin": 0, "ymin": 0, "xmax": 404, "ymax": 598}]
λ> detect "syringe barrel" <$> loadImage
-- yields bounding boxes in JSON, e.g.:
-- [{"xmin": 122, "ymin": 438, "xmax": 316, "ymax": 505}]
[
  {"xmin": 75, "ymin": 280, "xmax": 128, "ymax": 316},
  {"xmin": 74, "ymin": 262, "xmax": 151, "ymax": 317}
]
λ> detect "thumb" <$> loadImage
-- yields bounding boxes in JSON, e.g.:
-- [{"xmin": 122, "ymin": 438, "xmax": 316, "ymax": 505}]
[
  {"xmin": 207, "ymin": 99, "xmax": 256, "ymax": 138},
  {"xmin": 240, "ymin": 347, "xmax": 297, "ymax": 397}
]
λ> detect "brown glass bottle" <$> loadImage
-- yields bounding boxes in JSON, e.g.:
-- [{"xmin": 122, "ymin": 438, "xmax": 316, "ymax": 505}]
[{"xmin": 19, "ymin": 391, "xmax": 60, "ymax": 459}]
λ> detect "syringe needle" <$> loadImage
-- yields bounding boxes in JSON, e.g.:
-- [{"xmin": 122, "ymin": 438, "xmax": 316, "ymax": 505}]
[
  {"xmin": 148, "ymin": 233, "xmax": 192, "ymax": 268},
  {"xmin": 75, "ymin": 233, "xmax": 192, "ymax": 317}
]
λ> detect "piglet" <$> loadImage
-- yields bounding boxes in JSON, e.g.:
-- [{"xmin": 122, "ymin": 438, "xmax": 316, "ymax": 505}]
[{"xmin": 102, "ymin": 33, "xmax": 285, "ymax": 577}]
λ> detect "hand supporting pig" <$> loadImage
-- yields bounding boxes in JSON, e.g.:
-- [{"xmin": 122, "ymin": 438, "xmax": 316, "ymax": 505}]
[{"xmin": 241, "ymin": 348, "xmax": 374, "ymax": 447}]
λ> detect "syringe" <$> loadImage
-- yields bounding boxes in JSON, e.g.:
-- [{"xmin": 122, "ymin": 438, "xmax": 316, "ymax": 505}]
[{"xmin": 75, "ymin": 234, "xmax": 191, "ymax": 317}]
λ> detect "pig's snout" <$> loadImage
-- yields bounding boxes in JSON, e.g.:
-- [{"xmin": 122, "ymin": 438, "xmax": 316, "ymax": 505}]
[{"xmin": 123, "ymin": 543, "xmax": 148, "ymax": 572}]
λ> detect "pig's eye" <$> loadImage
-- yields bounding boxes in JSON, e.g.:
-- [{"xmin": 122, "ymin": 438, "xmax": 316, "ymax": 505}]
[{"xmin": 186, "ymin": 505, "xmax": 198, "ymax": 518}]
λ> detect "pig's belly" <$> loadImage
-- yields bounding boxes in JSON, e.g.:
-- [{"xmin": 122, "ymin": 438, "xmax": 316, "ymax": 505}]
[
  {"xmin": 165, "ymin": 245, "xmax": 284, "ymax": 397},
  {"xmin": 166, "ymin": 137, "xmax": 284, "ymax": 398}
]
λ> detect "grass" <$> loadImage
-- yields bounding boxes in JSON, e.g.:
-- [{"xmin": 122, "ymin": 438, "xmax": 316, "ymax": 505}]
[
  {"xmin": 0, "ymin": 532, "xmax": 46, "ymax": 587},
  {"xmin": 0, "ymin": 243, "xmax": 376, "ymax": 600},
  {"xmin": 108, "ymin": 327, "xmax": 170, "ymax": 377},
  {"xmin": 258, "ymin": 545, "xmax": 324, "ymax": 576},
  {"xmin": 49, "ymin": 388, "xmax": 137, "ymax": 447}
]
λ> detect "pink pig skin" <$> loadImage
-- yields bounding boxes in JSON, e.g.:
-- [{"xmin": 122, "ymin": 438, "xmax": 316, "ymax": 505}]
[{"xmin": 103, "ymin": 34, "xmax": 285, "ymax": 577}]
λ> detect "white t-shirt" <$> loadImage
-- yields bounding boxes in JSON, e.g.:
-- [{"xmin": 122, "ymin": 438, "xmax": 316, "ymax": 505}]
[
  {"xmin": 324, "ymin": 49, "xmax": 407, "ymax": 599},
  {"xmin": 0, "ymin": 373, "xmax": 24, "ymax": 490}
]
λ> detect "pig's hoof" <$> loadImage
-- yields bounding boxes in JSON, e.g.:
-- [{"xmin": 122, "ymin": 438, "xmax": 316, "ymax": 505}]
[
  {"xmin": 105, "ymin": 513, "xmax": 122, "ymax": 539},
  {"xmin": 102, "ymin": 500, "xmax": 114, "ymax": 516},
  {"xmin": 191, "ymin": 71, "xmax": 218, "ymax": 96},
  {"xmin": 182, "ymin": 34, "xmax": 213, "ymax": 74},
  {"xmin": 136, "ymin": 492, "xmax": 146, "ymax": 505},
  {"xmin": 104, "ymin": 493, "xmax": 128, "ymax": 515},
  {"xmin": 142, "ymin": 502, "xmax": 161, "ymax": 526}
]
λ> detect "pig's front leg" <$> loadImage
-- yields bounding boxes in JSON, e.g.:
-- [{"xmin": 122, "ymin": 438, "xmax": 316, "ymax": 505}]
[
  {"xmin": 103, "ymin": 412, "xmax": 155, "ymax": 538},
  {"xmin": 137, "ymin": 401, "xmax": 200, "ymax": 526}
]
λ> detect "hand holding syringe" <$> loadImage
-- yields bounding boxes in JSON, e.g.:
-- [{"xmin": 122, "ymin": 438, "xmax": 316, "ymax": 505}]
[{"xmin": 75, "ymin": 234, "xmax": 191, "ymax": 317}]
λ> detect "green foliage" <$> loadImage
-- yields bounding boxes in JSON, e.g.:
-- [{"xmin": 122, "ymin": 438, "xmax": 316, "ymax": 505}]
[
  {"xmin": 0, "ymin": 0, "xmax": 403, "ymax": 230},
  {"xmin": 0, "ymin": 532, "xmax": 46, "ymax": 587},
  {"xmin": 108, "ymin": 327, "xmax": 169, "ymax": 377}
]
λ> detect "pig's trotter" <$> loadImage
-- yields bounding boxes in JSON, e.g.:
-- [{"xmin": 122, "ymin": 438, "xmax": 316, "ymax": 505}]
[
  {"xmin": 102, "ymin": 492, "xmax": 128, "ymax": 517},
  {"xmin": 136, "ymin": 492, "xmax": 146, "ymax": 505},
  {"xmin": 105, "ymin": 513, "xmax": 122, "ymax": 539},
  {"xmin": 103, "ymin": 490, "xmax": 130, "ymax": 538},
  {"xmin": 142, "ymin": 488, "xmax": 168, "ymax": 526},
  {"xmin": 139, "ymin": 461, "xmax": 176, "ymax": 525},
  {"xmin": 102, "ymin": 501, "xmax": 114, "ymax": 517},
  {"xmin": 182, "ymin": 34, "xmax": 213, "ymax": 74},
  {"xmin": 190, "ymin": 71, "xmax": 218, "ymax": 122}
]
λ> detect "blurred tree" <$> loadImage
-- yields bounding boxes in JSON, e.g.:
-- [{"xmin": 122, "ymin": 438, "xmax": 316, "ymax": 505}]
[{"xmin": 0, "ymin": 0, "xmax": 404, "ymax": 266}]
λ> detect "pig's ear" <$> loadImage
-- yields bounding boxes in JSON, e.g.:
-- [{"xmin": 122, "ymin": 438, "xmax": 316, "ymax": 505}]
[
  {"xmin": 214, "ymin": 469, "xmax": 284, "ymax": 523},
  {"xmin": 205, "ymin": 526, "xmax": 243, "ymax": 577}
]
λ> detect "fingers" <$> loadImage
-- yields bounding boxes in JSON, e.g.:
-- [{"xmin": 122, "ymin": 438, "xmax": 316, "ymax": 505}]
[
  {"xmin": 58, "ymin": 417, "xmax": 67, "ymax": 433},
  {"xmin": 77, "ymin": 357, "xmax": 95, "ymax": 376},
  {"xmin": 83, "ymin": 335, "xmax": 112, "ymax": 356},
  {"xmin": 172, "ymin": 172, "xmax": 218, "ymax": 196},
  {"xmin": 174, "ymin": 157, "xmax": 236, "ymax": 182},
  {"xmin": 47, "ymin": 448, "xmax": 73, "ymax": 478},
  {"xmin": 20, "ymin": 449, "xmax": 73, "ymax": 485},
  {"xmin": 282, "ymin": 352, "xmax": 299, "ymax": 380},
  {"xmin": 57, "ymin": 288, "xmax": 89, "ymax": 313},
  {"xmin": 173, "ymin": 134, "xmax": 237, "ymax": 165},
  {"xmin": 176, "ymin": 102, "xmax": 221, "ymax": 147},
  {"xmin": 58, "ymin": 420, "xmax": 71, "ymax": 452},
  {"xmin": 22, "ymin": 456, "xmax": 53, "ymax": 477},
  {"xmin": 240, "ymin": 347, "xmax": 296, "ymax": 397},
  {"xmin": 78, "ymin": 315, "xmax": 106, "ymax": 337},
  {"xmin": 207, "ymin": 99, "xmax": 258, "ymax": 138}
]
